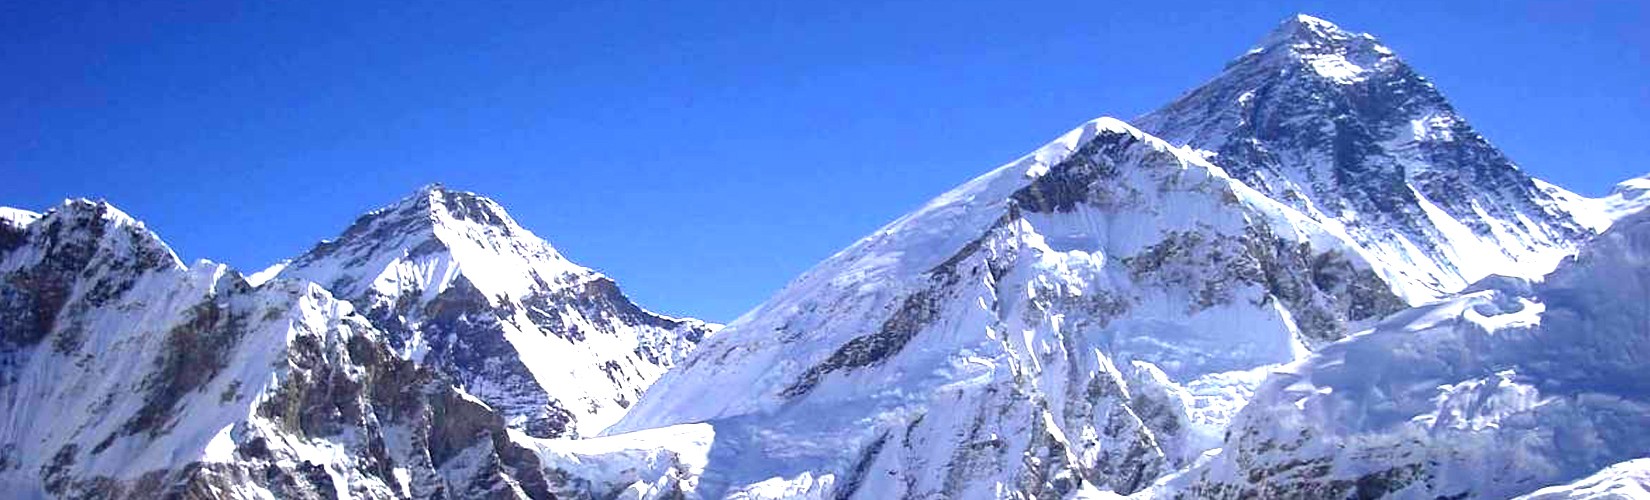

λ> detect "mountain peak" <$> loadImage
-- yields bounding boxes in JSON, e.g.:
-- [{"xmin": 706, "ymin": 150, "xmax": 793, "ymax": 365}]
[
  {"xmin": 1263, "ymin": 14, "xmax": 1348, "ymax": 44},
  {"xmin": 284, "ymin": 184, "xmax": 579, "ymax": 306},
  {"xmin": 277, "ymin": 184, "xmax": 714, "ymax": 438},
  {"xmin": 27, "ymin": 199, "xmax": 183, "ymax": 269},
  {"xmin": 375, "ymin": 183, "xmax": 523, "ymax": 234},
  {"xmin": 1139, "ymin": 14, "xmax": 1593, "ymax": 299},
  {"xmin": 1244, "ymin": 14, "xmax": 1394, "ymax": 84}
]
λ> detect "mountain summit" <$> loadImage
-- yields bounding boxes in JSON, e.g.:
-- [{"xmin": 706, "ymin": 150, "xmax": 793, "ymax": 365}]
[
  {"xmin": 279, "ymin": 185, "xmax": 716, "ymax": 438},
  {"xmin": 1250, "ymin": 14, "xmax": 1394, "ymax": 83},
  {"xmin": 1139, "ymin": 14, "xmax": 1595, "ymax": 297}
]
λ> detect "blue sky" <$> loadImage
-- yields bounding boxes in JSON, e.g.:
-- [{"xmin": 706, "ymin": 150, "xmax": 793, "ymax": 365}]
[{"xmin": 4, "ymin": 1, "xmax": 1646, "ymax": 322}]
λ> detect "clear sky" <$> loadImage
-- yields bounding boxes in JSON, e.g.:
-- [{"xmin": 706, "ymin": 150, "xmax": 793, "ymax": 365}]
[{"xmin": 4, "ymin": 1, "xmax": 1646, "ymax": 322}]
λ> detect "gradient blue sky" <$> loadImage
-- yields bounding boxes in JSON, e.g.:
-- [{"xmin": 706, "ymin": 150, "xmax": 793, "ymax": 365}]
[{"xmin": 5, "ymin": 1, "xmax": 1646, "ymax": 321}]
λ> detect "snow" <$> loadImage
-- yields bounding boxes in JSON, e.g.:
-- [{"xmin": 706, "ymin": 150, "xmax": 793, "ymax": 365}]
[
  {"xmin": 1600, "ymin": 174, "xmax": 1650, "ymax": 224},
  {"xmin": 1157, "ymin": 211, "xmax": 1650, "ymax": 498},
  {"xmin": 277, "ymin": 185, "xmax": 712, "ymax": 438},
  {"xmin": 8, "ymin": 12, "xmax": 1646, "ymax": 500},
  {"xmin": 0, "ymin": 203, "xmax": 318, "ymax": 488},
  {"xmin": 1245, "ymin": 14, "xmax": 1393, "ymax": 85},
  {"xmin": 279, "ymin": 185, "xmax": 586, "ymax": 306},
  {"xmin": 0, "ymin": 206, "xmax": 40, "ymax": 229},
  {"xmin": 601, "ymin": 114, "xmax": 1437, "ymax": 496},
  {"xmin": 244, "ymin": 259, "xmax": 289, "ymax": 286},
  {"xmin": 1517, "ymin": 459, "xmax": 1650, "ymax": 499},
  {"xmin": 592, "ymin": 14, "xmax": 1640, "ymax": 496}
]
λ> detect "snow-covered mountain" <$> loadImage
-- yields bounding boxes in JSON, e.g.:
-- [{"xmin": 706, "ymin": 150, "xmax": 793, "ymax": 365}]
[
  {"xmin": 277, "ymin": 184, "xmax": 717, "ymax": 439},
  {"xmin": 1150, "ymin": 209, "xmax": 1650, "ymax": 499},
  {"xmin": 1137, "ymin": 15, "xmax": 1597, "ymax": 297},
  {"xmin": 0, "ymin": 200, "xmax": 553, "ymax": 498},
  {"xmin": 590, "ymin": 115, "xmax": 1419, "ymax": 497},
  {"xmin": 561, "ymin": 14, "xmax": 1647, "ymax": 500},
  {"xmin": 4, "ymin": 13, "xmax": 1645, "ymax": 500}
]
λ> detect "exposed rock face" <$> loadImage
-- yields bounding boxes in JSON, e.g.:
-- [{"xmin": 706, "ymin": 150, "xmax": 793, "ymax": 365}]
[
  {"xmin": 1137, "ymin": 15, "xmax": 1596, "ymax": 297},
  {"xmin": 279, "ymin": 185, "xmax": 716, "ymax": 438},
  {"xmin": 0, "ymin": 201, "xmax": 549, "ymax": 498}
]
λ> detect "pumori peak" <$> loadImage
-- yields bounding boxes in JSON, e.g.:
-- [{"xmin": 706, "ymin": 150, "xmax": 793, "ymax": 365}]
[{"xmin": 278, "ymin": 184, "xmax": 716, "ymax": 439}]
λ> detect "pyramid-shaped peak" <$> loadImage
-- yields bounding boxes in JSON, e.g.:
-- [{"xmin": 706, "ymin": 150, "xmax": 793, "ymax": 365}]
[
  {"xmin": 1261, "ymin": 14, "xmax": 1357, "ymax": 45},
  {"xmin": 1282, "ymin": 14, "xmax": 1344, "ymax": 34},
  {"xmin": 1235, "ymin": 14, "xmax": 1396, "ymax": 84},
  {"xmin": 369, "ymin": 183, "xmax": 523, "ymax": 234}
]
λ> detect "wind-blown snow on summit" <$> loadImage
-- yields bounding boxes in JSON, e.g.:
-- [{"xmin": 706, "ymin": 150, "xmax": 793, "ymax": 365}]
[{"xmin": 278, "ymin": 185, "xmax": 716, "ymax": 438}]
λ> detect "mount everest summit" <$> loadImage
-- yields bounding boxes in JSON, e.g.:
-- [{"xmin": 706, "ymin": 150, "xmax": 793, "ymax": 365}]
[{"xmin": 4, "ymin": 13, "xmax": 1649, "ymax": 500}]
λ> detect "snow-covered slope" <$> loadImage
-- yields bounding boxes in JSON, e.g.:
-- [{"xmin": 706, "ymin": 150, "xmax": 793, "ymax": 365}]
[
  {"xmin": 1603, "ymin": 174, "xmax": 1650, "ymax": 220},
  {"xmin": 277, "ymin": 185, "xmax": 716, "ymax": 438},
  {"xmin": 1153, "ymin": 209, "xmax": 1650, "ymax": 499},
  {"xmin": 1517, "ymin": 459, "xmax": 1650, "ymax": 500},
  {"xmin": 0, "ymin": 200, "xmax": 552, "ymax": 498},
  {"xmin": 596, "ymin": 116, "xmax": 1413, "ymax": 498},
  {"xmin": 1137, "ymin": 15, "xmax": 1596, "ymax": 296},
  {"xmin": 583, "ymin": 15, "xmax": 1640, "ymax": 499},
  {"xmin": 1546, "ymin": 173, "xmax": 1650, "ymax": 233}
]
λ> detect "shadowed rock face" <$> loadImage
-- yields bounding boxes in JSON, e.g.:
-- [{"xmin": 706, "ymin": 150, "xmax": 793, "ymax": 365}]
[{"xmin": 0, "ymin": 201, "xmax": 551, "ymax": 499}]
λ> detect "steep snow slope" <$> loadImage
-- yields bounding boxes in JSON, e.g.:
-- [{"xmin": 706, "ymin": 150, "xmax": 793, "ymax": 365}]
[
  {"xmin": 1154, "ymin": 210, "xmax": 1650, "ymax": 499},
  {"xmin": 602, "ymin": 117, "xmax": 1410, "ymax": 498},
  {"xmin": 1137, "ymin": 15, "xmax": 1596, "ymax": 295},
  {"xmin": 0, "ymin": 200, "xmax": 551, "ymax": 498},
  {"xmin": 278, "ymin": 185, "xmax": 716, "ymax": 438}
]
